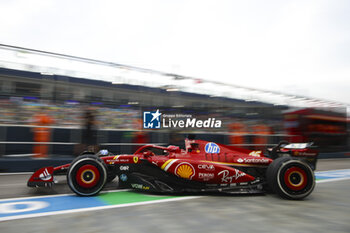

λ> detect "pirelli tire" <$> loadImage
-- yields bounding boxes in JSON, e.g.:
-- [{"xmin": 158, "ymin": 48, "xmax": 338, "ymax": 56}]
[
  {"xmin": 266, "ymin": 157, "xmax": 315, "ymax": 200},
  {"xmin": 67, "ymin": 155, "xmax": 107, "ymax": 196},
  {"xmin": 76, "ymin": 153, "xmax": 116, "ymax": 183}
]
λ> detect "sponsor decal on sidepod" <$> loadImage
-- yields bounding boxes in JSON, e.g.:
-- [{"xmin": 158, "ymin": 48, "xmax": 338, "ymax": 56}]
[
  {"xmin": 198, "ymin": 173, "xmax": 215, "ymax": 181},
  {"xmin": 237, "ymin": 158, "xmax": 270, "ymax": 163},
  {"xmin": 218, "ymin": 169, "xmax": 246, "ymax": 183},
  {"xmin": 175, "ymin": 162, "xmax": 195, "ymax": 180},
  {"xmin": 198, "ymin": 164, "xmax": 215, "ymax": 171}
]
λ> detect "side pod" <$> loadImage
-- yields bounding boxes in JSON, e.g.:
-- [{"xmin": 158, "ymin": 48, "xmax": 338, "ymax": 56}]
[{"xmin": 27, "ymin": 167, "xmax": 54, "ymax": 187}]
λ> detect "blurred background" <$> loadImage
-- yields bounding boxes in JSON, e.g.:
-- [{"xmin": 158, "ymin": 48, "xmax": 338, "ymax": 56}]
[
  {"xmin": 0, "ymin": 44, "xmax": 348, "ymax": 173},
  {"xmin": 0, "ymin": 0, "xmax": 349, "ymax": 172},
  {"xmin": 1, "ymin": 2, "xmax": 350, "ymax": 233}
]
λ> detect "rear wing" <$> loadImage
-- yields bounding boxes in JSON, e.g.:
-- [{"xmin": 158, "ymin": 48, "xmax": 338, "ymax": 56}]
[{"xmin": 268, "ymin": 141, "xmax": 318, "ymax": 170}]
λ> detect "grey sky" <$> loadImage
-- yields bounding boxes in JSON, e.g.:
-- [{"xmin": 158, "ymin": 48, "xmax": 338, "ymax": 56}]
[{"xmin": 1, "ymin": 0, "xmax": 350, "ymax": 104}]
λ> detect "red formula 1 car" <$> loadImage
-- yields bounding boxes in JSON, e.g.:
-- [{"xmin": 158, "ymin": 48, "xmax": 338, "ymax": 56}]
[{"xmin": 28, "ymin": 139, "xmax": 318, "ymax": 200}]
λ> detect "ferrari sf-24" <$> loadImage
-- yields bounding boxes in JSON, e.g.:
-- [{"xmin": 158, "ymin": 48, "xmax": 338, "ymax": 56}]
[{"xmin": 28, "ymin": 139, "xmax": 318, "ymax": 200}]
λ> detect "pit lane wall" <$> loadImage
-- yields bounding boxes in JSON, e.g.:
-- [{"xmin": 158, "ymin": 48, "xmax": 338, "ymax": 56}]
[
  {"xmin": 0, "ymin": 124, "xmax": 285, "ymax": 156},
  {"xmin": 0, "ymin": 125, "xmax": 349, "ymax": 172}
]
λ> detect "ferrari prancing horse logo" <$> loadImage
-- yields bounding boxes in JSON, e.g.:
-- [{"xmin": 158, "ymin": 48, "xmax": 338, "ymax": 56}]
[{"xmin": 133, "ymin": 156, "xmax": 139, "ymax": 163}]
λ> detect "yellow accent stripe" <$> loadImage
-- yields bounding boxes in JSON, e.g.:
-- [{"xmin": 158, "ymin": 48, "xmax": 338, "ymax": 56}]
[
  {"xmin": 288, "ymin": 171, "xmax": 304, "ymax": 187},
  {"xmin": 200, "ymin": 160, "xmax": 268, "ymax": 167},
  {"xmin": 161, "ymin": 159, "xmax": 174, "ymax": 170},
  {"xmin": 81, "ymin": 169, "xmax": 95, "ymax": 184},
  {"xmin": 160, "ymin": 159, "xmax": 268, "ymax": 170}
]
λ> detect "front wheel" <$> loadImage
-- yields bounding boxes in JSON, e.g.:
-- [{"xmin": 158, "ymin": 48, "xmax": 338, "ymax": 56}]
[
  {"xmin": 67, "ymin": 155, "xmax": 107, "ymax": 196},
  {"xmin": 266, "ymin": 157, "xmax": 315, "ymax": 200}
]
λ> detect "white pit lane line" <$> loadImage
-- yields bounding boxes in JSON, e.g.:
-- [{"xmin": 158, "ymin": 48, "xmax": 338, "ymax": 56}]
[
  {"xmin": 0, "ymin": 196, "xmax": 200, "ymax": 222},
  {"xmin": 0, "ymin": 189, "xmax": 200, "ymax": 222},
  {"xmin": 315, "ymin": 169, "xmax": 350, "ymax": 183},
  {"xmin": 0, "ymin": 169, "xmax": 349, "ymax": 222},
  {"xmin": 316, "ymin": 177, "xmax": 350, "ymax": 183}
]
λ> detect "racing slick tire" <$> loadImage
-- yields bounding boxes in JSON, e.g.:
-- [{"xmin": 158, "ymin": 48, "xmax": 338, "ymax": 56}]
[
  {"xmin": 67, "ymin": 155, "xmax": 107, "ymax": 196},
  {"xmin": 266, "ymin": 157, "xmax": 315, "ymax": 200},
  {"xmin": 76, "ymin": 152, "xmax": 116, "ymax": 183}
]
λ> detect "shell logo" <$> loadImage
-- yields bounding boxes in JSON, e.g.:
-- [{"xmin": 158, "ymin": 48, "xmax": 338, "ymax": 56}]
[{"xmin": 175, "ymin": 162, "xmax": 195, "ymax": 180}]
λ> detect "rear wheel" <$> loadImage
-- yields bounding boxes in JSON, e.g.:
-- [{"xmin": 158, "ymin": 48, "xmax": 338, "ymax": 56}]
[
  {"xmin": 67, "ymin": 155, "xmax": 107, "ymax": 196},
  {"xmin": 266, "ymin": 157, "xmax": 315, "ymax": 200}
]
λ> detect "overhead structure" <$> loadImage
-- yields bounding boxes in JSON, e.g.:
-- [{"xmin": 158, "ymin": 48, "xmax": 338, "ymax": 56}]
[{"xmin": 0, "ymin": 44, "xmax": 347, "ymax": 110}]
